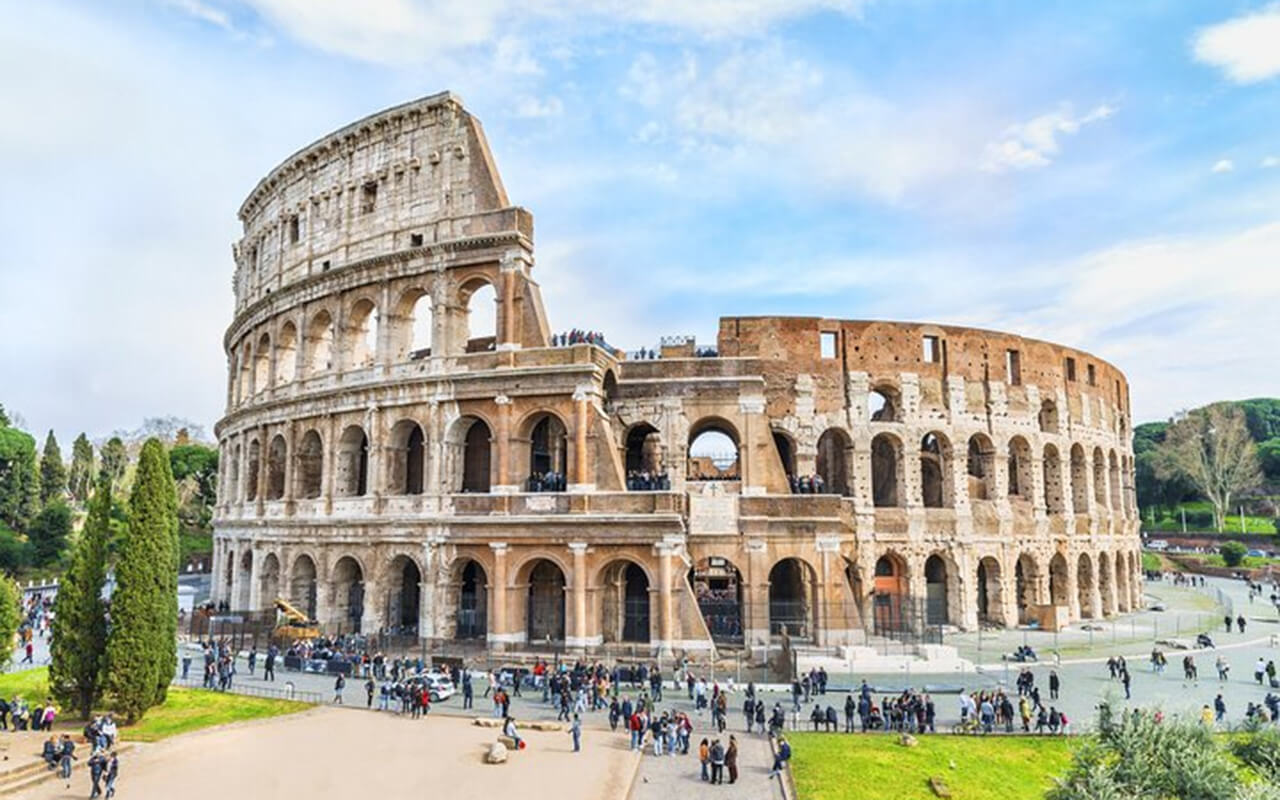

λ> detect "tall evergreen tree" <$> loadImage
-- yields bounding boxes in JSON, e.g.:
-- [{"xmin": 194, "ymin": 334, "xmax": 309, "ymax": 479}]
[
  {"xmin": 0, "ymin": 576, "xmax": 21, "ymax": 668},
  {"xmin": 67, "ymin": 434, "xmax": 95, "ymax": 504},
  {"xmin": 0, "ymin": 426, "xmax": 40, "ymax": 531},
  {"xmin": 99, "ymin": 437, "xmax": 127, "ymax": 492},
  {"xmin": 39, "ymin": 431, "xmax": 66, "ymax": 506},
  {"xmin": 28, "ymin": 501, "xmax": 71, "ymax": 566},
  {"xmin": 105, "ymin": 438, "xmax": 178, "ymax": 721},
  {"xmin": 50, "ymin": 473, "xmax": 110, "ymax": 719}
]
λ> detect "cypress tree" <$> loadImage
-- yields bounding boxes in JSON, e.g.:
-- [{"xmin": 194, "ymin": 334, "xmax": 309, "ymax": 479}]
[
  {"xmin": 0, "ymin": 576, "xmax": 20, "ymax": 668},
  {"xmin": 50, "ymin": 473, "xmax": 110, "ymax": 718},
  {"xmin": 39, "ymin": 431, "xmax": 66, "ymax": 506},
  {"xmin": 67, "ymin": 434, "xmax": 95, "ymax": 504},
  {"xmin": 0, "ymin": 426, "xmax": 40, "ymax": 531},
  {"xmin": 105, "ymin": 438, "xmax": 178, "ymax": 722},
  {"xmin": 99, "ymin": 437, "xmax": 127, "ymax": 493}
]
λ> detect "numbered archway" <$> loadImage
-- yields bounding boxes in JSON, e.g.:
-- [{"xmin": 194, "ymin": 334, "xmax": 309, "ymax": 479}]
[
  {"xmin": 384, "ymin": 555, "xmax": 422, "ymax": 634},
  {"xmin": 689, "ymin": 557, "xmax": 743, "ymax": 644},
  {"xmin": 600, "ymin": 560, "xmax": 651, "ymax": 644},
  {"xmin": 453, "ymin": 560, "xmax": 488, "ymax": 640},
  {"xmin": 289, "ymin": 554, "xmax": 318, "ymax": 619},
  {"xmin": 769, "ymin": 558, "xmax": 817, "ymax": 639},
  {"xmin": 523, "ymin": 559, "xmax": 566, "ymax": 643},
  {"xmin": 330, "ymin": 556, "xmax": 365, "ymax": 632},
  {"xmin": 976, "ymin": 556, "xmax": 1004, "ymax": 626}
]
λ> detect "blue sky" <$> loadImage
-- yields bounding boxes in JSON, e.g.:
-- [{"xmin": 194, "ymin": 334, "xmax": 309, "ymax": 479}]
[{"xmin": 2, "ymin": 0, "xmax": 1278, "ymax": 444}]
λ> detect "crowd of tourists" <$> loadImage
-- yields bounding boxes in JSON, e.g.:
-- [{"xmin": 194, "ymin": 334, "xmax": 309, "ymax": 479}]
[
  {"xmin": 551, "ymin": 330, "xmax": 611, "ymax": 349},
  {"xmin": 625, "ymin": 471, "xmax": 671, "ymax": 491},
  {"xmin": 526, "ymin": 472, "xmax": 567, "ymax": 493},
  {"xmin": 787, "ymin": 474, "xmax": 830, "ymax": 494}
]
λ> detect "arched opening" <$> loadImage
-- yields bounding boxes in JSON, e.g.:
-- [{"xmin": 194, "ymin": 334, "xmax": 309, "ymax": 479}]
[
  {"xmin": 1108, "ymin": 451, "xmax": 1121, "ymax": 513},
  {"xmin": 689, "ymin": 557, "xmax": 743, "ymax": 644},
  {"xmin": 920, "ymin": 432, "xmax": 952, "ymax": 508},
  {"xmin": 266, "ymin": 434, "xmax": 287, "ymax": 500},
  {"xmin": 924, "ymin": 554, "xmax": 950, "ymax": 626},
  {"xmin": 455, "ymin": 560, "xmax": 488, "ymax": 640},
  {"xmin": 816, "ymin": 428, "xmax": 852, "ymax": 496},
  {"xmin": 871, "ymin": 433, "xmax": 901, "ymax": 507},
  {"xmin": 296, "ymin": 430, "xmax": 323, "ymax": 499},
  {"xmin": 1098, "ymin": 551, "xmax": 1114, "ymax": 615},
  {"xmin": 223, "ymin": 550, "xmax": 234, "ymax": 605},
  {"xmin": 525, "ymin": 559, "xmax": 566, "ymax": 642},
  {"xmin": 772, "ymin": 431, "xmax": 796, "ymax": 485},
  {"xmin": 254, "ymin": 333, "xmax": 271, "ymax": 393},
  {"xmin": 275, "ymin": 322, "xmax": 297, "ymax": 385},
  {"xmin": 873, "ymin": 553, "xmax": 909, "ymax": 635},
  {"xmin": 345, "ymin": 298, "xmax": 379, "ymax": 369},
  {"xmin": 304, "ymin": 310, "xmax": 334, "ymax": 377},
  {"xmin": 392, "ymin": 287, "xmax": 433, "ymax": 361},
  {"xmin": 387, "ymin": 420, "xmax": 426, "ymax": 495},
  {"xmin": 245, "ymin": 439, "xmax": 260, "ymax": 502},
  {"xmin": 330, "ymin": 556, "xmax": 365, "ymax": 632},
  {"xmin": 1070, "ymin": 444, "xmax": 1089, "ymax": 513},
  {"xmin": 259, "ymin": 553, "xmax": 280, "ymax": 605},
  {"xmin": 459, "ymin": 417, "xmax": 492, "ymax": 493},
  {"xmin": 527, "ymin": 414, "xmax": 568, "ymax": 491},
  {"xmin": 625, "ymin": 423, "xmax": 664, "ymax": 489},
  {"xmin": 1077, "ymin": 553, "xmax": 1096, "ymax": 618},
  {"xmin": 687, "ymin": 419, "xmax": 739, "ymax": 481},
  {"xmin": 1042, "ymin": 444, "xmax": 1065, "ymax": 513},
  {"xmin": 976, "ymin": 556, "xmax": 1004, "ymax": 626},
  {"xmin": 602, "ymin": 371, "xmax": 619, "ymax": 414},
  {"xmin": 237, "ymin": 550, "xmax": 253, "ymax": 610},
  {"xmin": 1049, "ymin": 553, "xmax": 1069, "ymax": 607},
  {"xmin": 1039, "ymin": 399, "xmax": 1059, "ymax": 434},
  {"xmin": 1114, "ymin": 549, "xmax": 1130, "ymax": 612},
  {"xmin": 289, "ymin": 555, "xmax": 318, "ymax": 619},
  {"xmin": 868, "ymin": 384, "xmax": 900, "ymax": 422},
  {"xmin": 967, "ymin": 434, "xmax": 997, "ymax": 501},
  {"xmin": 463, "ymin": 280, "xmax": 497, "ymax": 353},
  {"xmin": 1015, "ymin": 554, "xmax": 1040, "ymax": 624},
  {"xmin": 1008, "ymin": 436, "xmax": 1033, "ymax": 500},
  {"xmin": 336, "ymin": 425, "xmax": 369, "ymax": 496},
  {"xmin": 385, "ymin": 556, "xmax": 422, "ymax": 634},
  {"xmin": 228, "ymin": 444, "xmax": 241, "ymax": 502},
  {"xmin": 1092, "ymin": 448, "xmax": 1107, "ymax": 508},
  {"xmin": 768, "ymin": 558, "xmax": 815, "ymax": 639},
  {"xmin": 236, "ymin": 345, "xmax": 252, "ymax": 403},
  {"xmin": 600, "ymin": 561, "xmax": 651, "ymax": 644}
]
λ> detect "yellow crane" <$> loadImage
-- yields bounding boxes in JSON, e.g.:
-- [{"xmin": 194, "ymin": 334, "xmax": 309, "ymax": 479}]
[{"xmin": 273, "ymin": 596, "xmax": 319, "ymax": 642}]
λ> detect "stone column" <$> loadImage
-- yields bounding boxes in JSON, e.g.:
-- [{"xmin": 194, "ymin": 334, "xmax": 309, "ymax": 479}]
[
  {"xmin": 1030, "ymin": 455, "xmax": 1047, "ymax": 517},
  {"xmin": 255, "ymin": 425, "xmax": 268, "ymax": 516},
  {"xmin": 739, "ymin": 395, "xmax": 766, "ymax": 495},
  {"xmin": 494, "ymin": 395, "xmax": 514, "ymax": 492},
  {"xmin": 656, "ymin": 542, "xmax": 676, "ymax": 657},
  {"xmin": 323, "ymin": 415, "xmax": 337, "ymax": 514},
  {"xmin": 426, "ymin": 402, "xmax": 443, "ymax": 494},
  {"xmin": 419, "ymin": 541, "xmax": 438, "ymax": 642},
  {"xmin": 247, "ymin": 546, "xmax": 262, "ymax": 612},
  {"xmin": 570, "ymin": 386, "xmax": 593, "ymax": 491},
  {"xmin": 367, "ymin": 405, "xmax": 385, "ymax": 497},
  {"xmin": 228, "ymin": 541, "xmax": 244, "ymax": 611},
  {"xmin": 361, "ymin": 575, "xmax": 382, "ymax": 634},
  {"xmin": 569, "ymin": 542, "xmax": 588, "ymax": 649},
  {"xmin": 488, "ymin": 543, "xmax": 510, "ymax": 648},
  {"xmin": 1065, "ymin": 556, "xmax": 1081, "ymax": 622}
]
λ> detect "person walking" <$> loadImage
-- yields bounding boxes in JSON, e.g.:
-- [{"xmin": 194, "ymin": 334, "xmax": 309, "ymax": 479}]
[
  {"xmin": 58, "ymin": 736, "xmax": 76, "ymax": 784},
  {"xmin": 1225, "ymin": 614, "xmax": 1233, "ymax": 634},
  {"xmin": 1237, "ymin": 615, "xmax": 1247, "ymax": 634},
  {"xmin": 263, "ymin": 645, "xmax": 276, "ymax": 682},
  {"xmin": 365, "ymin": 678, "xmax": 376, "ymax": 708},
  {"xmin": 1256, "ymin": 657, "xmax": 1267, "ymax": 685},
  {"xmin": 1048, "ymin": 671, "xmax": 1060, "ymax": 700},
  {"xmin": 1214, "ymin": 694, "xmax": 1227, "ymax": 724},
  {"xmin": 333, "ymin": 674, "xmax": 345, "ymax": 705},
  {"xmin": 1121, "ymin": 668, "xmax": 1132, "ymax": 700},
  {"xmin": 570, "ymin": 713, "xmax": 582, "ymax": 752},
  {"xmin": 725, "ymin": 735, "xmax": 739, "ymax": 784},
  {"xmin": 88, "ymin": 751, "xmax": 106, "ymax": 798},
  {"xmin": 698, "ymin": 738, "xmax": 710, "ymax": 781},
  {"xmin": 103, "ymin": 752, "xmax": 119, "ymax": 799}
]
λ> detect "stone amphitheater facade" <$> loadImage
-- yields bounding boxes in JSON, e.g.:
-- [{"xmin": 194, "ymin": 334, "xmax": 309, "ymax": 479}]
[{"xmin": 212, "ymin": 92, "xmax": 1142, "ymax": 656}]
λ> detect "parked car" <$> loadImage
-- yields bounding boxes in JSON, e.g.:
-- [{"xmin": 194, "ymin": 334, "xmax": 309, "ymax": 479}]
[
  {"xmin": 1147, "ymin": 540, "xmax": 1169, "ymax": 552},
  {"xmin": 1247, "ymin": 549, "xmax": 1266, "ymax": 558}
]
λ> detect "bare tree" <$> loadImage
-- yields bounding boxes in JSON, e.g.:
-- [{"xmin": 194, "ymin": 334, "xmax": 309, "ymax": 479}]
[{"xmin": 1155, "ymin": 404, "xmax": 1261, "ymax": 531}]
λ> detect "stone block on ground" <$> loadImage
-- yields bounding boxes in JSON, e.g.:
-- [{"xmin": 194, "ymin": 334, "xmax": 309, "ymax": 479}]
[
  {"xmin": 485, "ymin": 742, "xmax": 508, "ymax": 764},
  {"xmin": 473, "ymin": 718, "xmax": 502, "ymax": 727}
]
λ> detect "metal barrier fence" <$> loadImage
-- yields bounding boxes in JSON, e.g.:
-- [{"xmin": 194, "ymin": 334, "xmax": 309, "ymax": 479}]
[{"xmin": 172, "ymin": 677, "xmax": 323, "ymax": 704}]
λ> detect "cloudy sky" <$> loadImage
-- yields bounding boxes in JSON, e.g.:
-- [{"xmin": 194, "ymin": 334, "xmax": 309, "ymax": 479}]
[{"xmin": 2, "ymin": 0, "xmax": 1279, "ymax": 445}]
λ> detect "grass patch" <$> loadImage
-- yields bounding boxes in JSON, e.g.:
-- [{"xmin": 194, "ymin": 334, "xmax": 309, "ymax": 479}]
[
  {"xmin": 0, "ymin": 668, "xmax": 307, "ymax": 741},
  {"xmin": 1180, "ymin": 553, "xmax": 1280, "ymax": 569},
  {"xmin": 788, "ymin": 733, "xmax": 1075, "ymax": 800}
]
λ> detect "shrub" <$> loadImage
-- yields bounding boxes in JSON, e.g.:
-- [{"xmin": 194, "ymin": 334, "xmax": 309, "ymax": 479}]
[
  {"xmin": 1187, "ymin": 510, "xmax": 1215, "ymax": 529},
  {"xmin": 1220, "ymin": 541, "xmax": 1248, "ymax": 568},
  {"xmin": 1232, "ymin": 721, "xmax": 1280, "ymax": 782}
]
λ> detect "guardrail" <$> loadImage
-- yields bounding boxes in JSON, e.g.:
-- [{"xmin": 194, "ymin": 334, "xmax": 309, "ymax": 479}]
[{"xmin": 172, "ymin": 677, "xmax": 322, "ymax": 704}]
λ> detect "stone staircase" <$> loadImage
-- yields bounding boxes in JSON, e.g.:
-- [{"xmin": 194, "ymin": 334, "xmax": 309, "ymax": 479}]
[{"xmin": 0, "ymin": 742, "xmax": 133, "ymax": 796}]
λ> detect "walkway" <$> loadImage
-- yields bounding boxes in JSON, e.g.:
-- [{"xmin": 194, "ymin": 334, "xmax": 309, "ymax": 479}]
[{"xmin": 629, "ymin": 709, "xmax": 782, "ymax": 800}]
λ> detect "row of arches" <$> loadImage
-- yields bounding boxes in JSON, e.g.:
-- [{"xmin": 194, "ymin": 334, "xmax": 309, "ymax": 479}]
[{"xmin": 231, "ymin": 279, "xmax": 499, "ymax": 404}]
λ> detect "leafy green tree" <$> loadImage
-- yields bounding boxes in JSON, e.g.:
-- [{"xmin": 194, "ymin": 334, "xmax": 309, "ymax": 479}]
[
  {"xmin": 28, "ymin": 501, "xmax": 72, "ymax": 566},
  {"xmin": 169, "ymin": 444, "xmax": 218, "ymax": 507},
  {"xmin": 1155, "ymin": 405, "xmax": 1262, "ymax": 532},
  {"xmin": 105, "ymin": 438, "xmax": 178, "ymax": 722},
  {"xmin": 0, "ymin": 426, "xmax": 40, "ymax": 531},
  {"xmin": 0, "ymin": 404, "xmax": 9, "ymax": 428},
  {"xmin": 1220, "ymin": 540, "xmax": 1248, "ymax": 568},
  {"xmin": 39, "ymin": 431, "xmax": 66, "ymax": 506},
  {"xmin": 67, "ymin": 434, "xmax": 95, "ymax": 504},
  {"xmin": 49, "ymin": 473, "xmax": 110, "ymax": 719},
  {"xmin": 99, "ymin": 437, "xmax": 127, "ymax": 492},
  {"xmin": 0, "ymin": 576, "xmax": 21, "ymax": 668},
  {"xmin": 1258, "ymin": 438, "xmax": 1280, "ymax": 481}
]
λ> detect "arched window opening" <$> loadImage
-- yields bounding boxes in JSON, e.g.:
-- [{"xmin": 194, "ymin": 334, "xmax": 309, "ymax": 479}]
[
  {"xmin": 1008, "ymin": 437, "xmax": 1033, "ymax": 500},
  {"xmin": 336, "ymin": 425, "xmax": 369, "ymax": 497},
  {"xmin": 254, "ymin": 333, "xmax": 271, "ymax": 393},
  {"xmin": 602, "ymin": 561, "xmax": 650, "ymax": 644},
  {"xmin": 526, "ymin": 559, "xmax": 566, "ymax": 642},
  {"xmin": 1098, "ymin": 552, "xmax": 1114, "ymax": 614},
  {"xmin": 409, "ymin": 291, "xmax": 433, "ymax": 359},
  {"xmin": 385, "ymin": 556, "xmax": 421, "ymax": 634},
  {"xmin": 266, "ymin": 434, "xmax": 287, "ymax": 500},
  {"xmin": 527, "ymin": 415, "xmax": 568, "ymax": 492},
  {"xmin": 924, "ymin": 554, "xmax": 949, "ymax": 626},
  {"xmin": 625, "ymin": 423, "xmax": 665, "ymax": 490},
  {"xmin": 296, "ymin": 431, "xmax": 323, "ymax": 499},
  {"xmin": 1077, "ymin": 553, "xmax": 1096, "ymax": 618},
  {"xmin": 772, "ymin": 431, "xmax": 796, "ymax": 486},
  {"xmin": 602, "ymin": 371, "xmax": 619, "ymax": 414},
  {"xmin": 920, "ymin": 433, "xmax": 950, "ymax": 508},
  {"xmin": 346, "ymin": 299, "xmax": 379, "ymax": 369},
  {"xmin": 1043, "ymin": 445, "xmax": 1065, "ymax": 513},
  {"xmin": 868, "ymin": 385, "xmax": 900, "ymax": 423},
  {"xmin": 246, "ymin": 439, "xmax": 261, "ymax": 502},
  {"xmin": 289, "ymin": 555, "xmax": 318, "ymax": 620},
  {"xmin": 967, "ymin": 435, "xmax": 996, "ymax": 500},
  {"xmin": 236, "ymin": 345, "xmax": 252, "ymax": 403},
  {"xmin": 305, "ymin": 311, "xmax": 334, "ymax": 377},
  {"xmin": 464, "ymin": 281, "xmax": 497, "ymax": 353},
  {"xmin": 460, "ymin": 418, "xmax": 491, "ymax": 493},
  {"xmin": 1092, "ymin": 448, "xmax": 1107, "ymax": 507},
  {"xmin": 331, "ymin": 556, "xmax": 365, "ymax": 632},
  {"xmin": 1049, "ymin": 553, "xmax": 1069, "ymax": 607},
  {"xmin": 258, "ymin": 553, "xmax": 280, "ymax": 606},
  {"xmin": 815, "ymin": 428, "xmax": 852, "ymax": 496},
  {"xmin": 1070, "ymin": 445, "xmax": 1089, "ymax": 513},
  {"xmin": 688, "ymin": 421, "xmax": 739, "ymax": 481},
  {"xmin": 1108, "ymin": 451, "xmax": 1122, "ymax": 513},
  {"xmin": 976, "ymin": 557, "xmax": 1003, "ymax": 626},
  {"xmin": 388, "ymin": 420, "xmax": 426, "ymax": 496},
  {"xmin": 276, "ymin": 323, "xmax": 298, "ymax": 385},
  {"xmin": 1039, "ymin": 399, "xmax": 1059, "ymax": 434},
  {"xmin": 871, "ymin": 434, "xmax": 900, "ymax": 507},
  {"xmin": 769, "ymin": 559, "xmax": 814, "ymax": 639},
  {"xmin": 689, "ymin": 557, "xmax": 743, "ymax": 644},
  {"xmin": 237, "ymin": 551, "xmax": 253, "ymax": 610},
  {"xmin": 1015, "ymin": 554, "xmax": 1039, "ymax": 624},
  {"xmin": 455, "ymin": 560, "xmax": 488, "ymax": 639},
  {"xmin": 872, "ymin": 554, "xmax": 908, "ymax": 635},
  {"xmin": 228, "ymin": 444, "xmax": 241, "ymax": 502}
]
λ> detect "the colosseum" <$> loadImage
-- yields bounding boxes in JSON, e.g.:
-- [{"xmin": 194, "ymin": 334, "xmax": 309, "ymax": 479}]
[{"xmin": 211, "ymin": 92, "xmax": 1143, "ymax": 658}]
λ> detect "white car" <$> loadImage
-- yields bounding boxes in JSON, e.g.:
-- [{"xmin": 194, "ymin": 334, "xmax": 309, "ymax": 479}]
[
  {"xmin": 422, "ymin": 674, "xmax": 455, "ymax": 702},
  {"xmin": 1147, "ymin": 540, "xmax": 1169, "ymax": 552}
]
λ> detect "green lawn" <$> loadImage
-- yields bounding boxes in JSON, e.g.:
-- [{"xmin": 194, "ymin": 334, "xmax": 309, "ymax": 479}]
[
  {"xmin": 788, "ymin": 733, "xmax": 1075, "ymax": 800},
  {"xmin": 0, "ymin": 668, "xmax": 309, "ymax": 741},
  {"xmin": 1146, "ymin": 501, "xmax": 1277, "ymax": 534}
]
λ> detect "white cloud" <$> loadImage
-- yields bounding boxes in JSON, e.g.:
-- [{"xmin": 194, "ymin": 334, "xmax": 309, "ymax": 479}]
[
  {"xmin": 1262, "ymin": 156, "xmax": 1280, "ymax": 168},
  {"xmin": 493, "ymin": 36, "xmax": 541, "ymax": 75},
  {"xmin": 513, "ymin": 95, "xmax": 564, "ymax": 118},
  {"xmin": 1193, "ymin": 4, "xmax": 1280, "ymax": 83},
  {"xmin": 166, "ymin": 0, "xmax": 234, "ymax": 30},
  {"xmin": 980, "ymin": 104, "xmax": 1115, "ymax": 173},
  {"xmin": 1212, "ymin": 159, "xmax": 1234, "ymax": 173}
]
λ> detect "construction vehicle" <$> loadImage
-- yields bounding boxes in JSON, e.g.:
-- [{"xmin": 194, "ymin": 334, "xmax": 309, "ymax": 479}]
[{"xmin": 273, "ymin": 596, "xmax": 320, "ymax": 643}]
